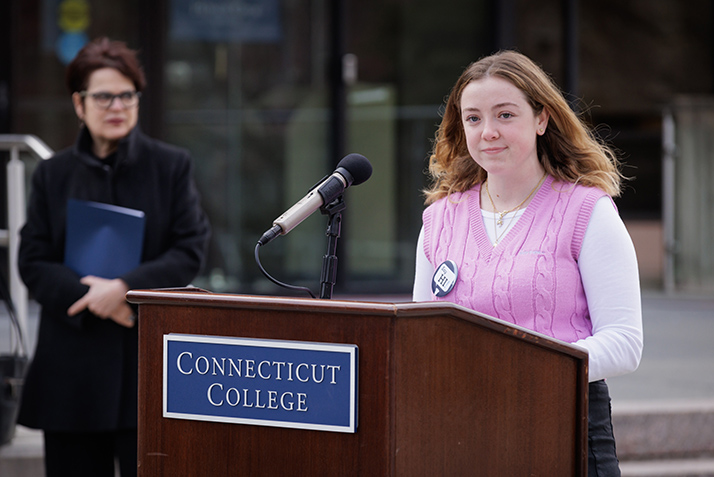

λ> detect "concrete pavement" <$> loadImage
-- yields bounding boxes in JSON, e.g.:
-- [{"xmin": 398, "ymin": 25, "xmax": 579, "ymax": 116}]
[
  {"xmin": 607, "ymin": 291, "xmax": 714, "ymax": 403},
  {"xmin": 607, "ymin": 292, "xmax": 714, "ymax": 477}
]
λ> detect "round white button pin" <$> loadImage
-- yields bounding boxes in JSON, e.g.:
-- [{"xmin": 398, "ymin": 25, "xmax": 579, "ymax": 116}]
[{"xmin": 431, "ymin": 260, "xmax": 458, "ymax": 297}]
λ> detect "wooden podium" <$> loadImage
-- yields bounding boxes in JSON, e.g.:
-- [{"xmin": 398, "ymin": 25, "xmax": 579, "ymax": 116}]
[{"xmin": 127, "ymin": 289, "xmax": 588, "ymax": 476}]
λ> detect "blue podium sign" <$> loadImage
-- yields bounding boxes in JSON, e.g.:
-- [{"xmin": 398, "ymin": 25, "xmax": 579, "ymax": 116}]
[{"xmin": 163, "ymin": 334, "xmax": 358, "ymax": 433}]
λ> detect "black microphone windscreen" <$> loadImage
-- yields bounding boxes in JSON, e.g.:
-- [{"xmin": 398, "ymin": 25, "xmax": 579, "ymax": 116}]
[{"xmin": 337, "ymin": 153, "xmax": 373, "ymax": 186}]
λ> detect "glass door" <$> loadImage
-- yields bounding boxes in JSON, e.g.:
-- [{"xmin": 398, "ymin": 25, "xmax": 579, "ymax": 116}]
[
  {"xmin": 162, "ymin": 0, "xmax": 494, "ymax": 295},
  {"xmin": 164, "ymin": 0, "xmax": 336, "ymax": 294}
]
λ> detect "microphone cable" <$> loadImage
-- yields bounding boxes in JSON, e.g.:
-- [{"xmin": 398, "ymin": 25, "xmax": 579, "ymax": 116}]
[{"xmin": 254, "ymin": 242, "xmax": 317, "ymax": 299}]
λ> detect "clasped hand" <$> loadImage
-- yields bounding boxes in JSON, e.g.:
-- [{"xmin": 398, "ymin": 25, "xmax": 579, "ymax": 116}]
[{"xmin": 67, "ymin": 276, "xmax": 135, "ymax": 328}]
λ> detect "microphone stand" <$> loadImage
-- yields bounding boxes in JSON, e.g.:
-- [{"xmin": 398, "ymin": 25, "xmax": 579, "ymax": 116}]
[{"xmin": 319, "ymin": 195, "xmax": 346, "ymax": 299}]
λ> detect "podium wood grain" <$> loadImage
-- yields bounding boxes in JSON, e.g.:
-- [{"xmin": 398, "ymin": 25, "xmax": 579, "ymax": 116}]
[{"xmin": 128, "ymin": 289, "xmax": 587, "ymax": 476}]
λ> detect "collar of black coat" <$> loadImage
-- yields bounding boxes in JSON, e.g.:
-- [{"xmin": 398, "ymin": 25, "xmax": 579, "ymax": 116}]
[{"xmin": 72, "ymin": 124, "xmax": 143, "ymax": 169}]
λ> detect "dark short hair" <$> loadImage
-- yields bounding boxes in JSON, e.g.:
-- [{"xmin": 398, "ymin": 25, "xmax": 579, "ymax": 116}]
[{"xmin": 66, "ymin": 37, "xmax": 146, "ymax": 94}]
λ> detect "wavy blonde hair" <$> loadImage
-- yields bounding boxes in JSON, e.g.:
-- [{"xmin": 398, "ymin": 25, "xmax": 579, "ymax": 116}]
[{"xmin": 424, "ymin": 50, "xmax": 623, "ymax": 205}]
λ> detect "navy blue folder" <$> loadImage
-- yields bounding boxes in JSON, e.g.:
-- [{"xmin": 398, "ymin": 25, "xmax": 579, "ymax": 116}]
[{"xmin": 64, "ymin": 199, "xmax": 146, "ymax": 279}]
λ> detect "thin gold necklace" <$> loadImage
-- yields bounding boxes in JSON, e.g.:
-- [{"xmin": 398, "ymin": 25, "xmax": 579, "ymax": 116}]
[
  {"xmin": 484, "ymin": 172, "xmax": 547, "ymax": 226},
  {"xmin": 490, "ymin": 207, "xmax": 520, "ymax": 245},
  {"xmin": 484, "ymin": 173, "xmax": 547, "ymax": 246}
]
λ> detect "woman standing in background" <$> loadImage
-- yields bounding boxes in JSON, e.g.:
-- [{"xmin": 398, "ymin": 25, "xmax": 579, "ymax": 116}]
[{"xmin": 17, "ymin": 37, "xmax": 210, "ymax": 477}]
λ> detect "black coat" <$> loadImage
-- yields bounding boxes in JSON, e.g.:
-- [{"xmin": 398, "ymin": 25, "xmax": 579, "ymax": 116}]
[{"xmin": 17, "ymin": 126, "xmax": 211, "ymax": 431}]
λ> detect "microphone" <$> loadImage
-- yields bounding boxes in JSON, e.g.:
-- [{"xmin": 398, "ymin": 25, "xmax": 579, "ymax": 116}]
[{"xmin": 258, "ymin": 153, "xmax": 373, "ymax": 246}]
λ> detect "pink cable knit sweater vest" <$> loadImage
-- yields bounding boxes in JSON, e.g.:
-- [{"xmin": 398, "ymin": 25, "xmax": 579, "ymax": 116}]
[{"xmin": 422, "ymin": 175, "xmax": 608, "ymax": 343}]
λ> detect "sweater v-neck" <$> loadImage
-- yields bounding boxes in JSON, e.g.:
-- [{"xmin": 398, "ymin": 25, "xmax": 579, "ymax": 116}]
[{"xmin": 470, "ymin": 175, "xmax": 554, "ymax": 258}]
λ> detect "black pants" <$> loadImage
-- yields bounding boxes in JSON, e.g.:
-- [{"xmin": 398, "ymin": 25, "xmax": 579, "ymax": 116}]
[
  {"xmin": 588, "ymin": 380, "xmax": 620, "ymax": 476},
  {"xmin": 43, "ymin": 429, "xmax": 137, "ymax": 477}
]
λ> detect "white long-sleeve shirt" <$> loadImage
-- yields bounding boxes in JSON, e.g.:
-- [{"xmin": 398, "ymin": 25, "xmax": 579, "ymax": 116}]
[{"xmin": 413, "ymin": 196, "xmax": 643, "ymax": 382}]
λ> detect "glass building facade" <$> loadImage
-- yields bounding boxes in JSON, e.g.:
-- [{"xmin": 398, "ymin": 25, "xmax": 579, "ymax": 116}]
[{"xmin": 3, "ymin": 0, "xmax": 713, "ymax": 295}]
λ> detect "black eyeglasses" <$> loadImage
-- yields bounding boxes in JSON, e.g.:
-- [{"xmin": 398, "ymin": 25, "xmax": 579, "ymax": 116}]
[{"xmin": 79, "ymin": 91, "xmax": 141, "ymax": 109}]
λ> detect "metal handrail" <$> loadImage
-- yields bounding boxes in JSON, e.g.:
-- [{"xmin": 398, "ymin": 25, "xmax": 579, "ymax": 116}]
[
  {"xmin": 0, "ymin": 135, "xmax": 54, "ymax": 160},
  {"xmin": 0, "ymin": 134, "xmax": 53, "ymax": 354}
]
